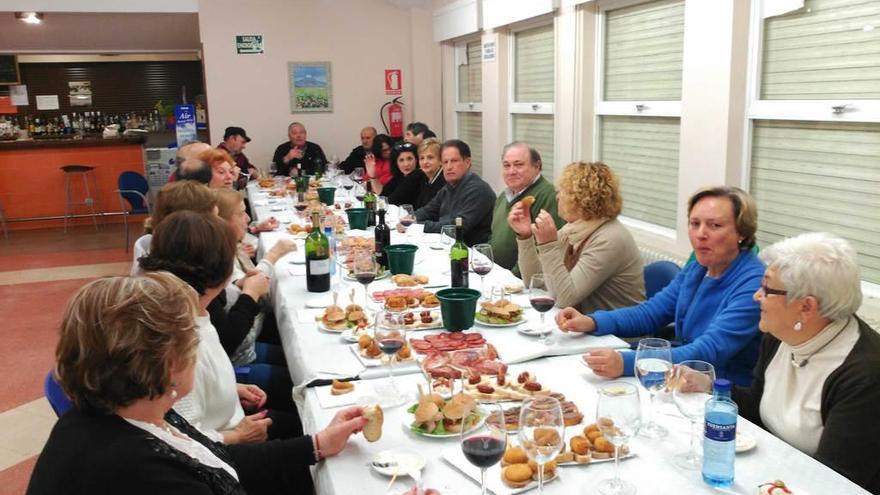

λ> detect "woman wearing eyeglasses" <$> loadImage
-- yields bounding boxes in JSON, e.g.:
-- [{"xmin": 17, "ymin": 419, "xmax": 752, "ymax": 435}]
[
  {"xmin": 384, "ymin": 142, "xmax": 426, "ymax": 206},
  {"xmin": 733, "ymin": 232, "xmax": 880, "ymax": 493}
]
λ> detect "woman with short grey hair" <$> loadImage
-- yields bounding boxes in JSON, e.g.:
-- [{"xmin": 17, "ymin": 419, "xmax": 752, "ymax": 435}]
[{"xmin": 733, "ymin": 232, "xmax": 880, "ymax": 493}]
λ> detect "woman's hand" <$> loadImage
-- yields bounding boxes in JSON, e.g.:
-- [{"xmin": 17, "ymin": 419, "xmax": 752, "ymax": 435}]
[
  {"xmin": 582, "ymin": 349, "xmax": 624, "ymax": 379},
  {"xmin": 315, "ymin": 406, "xmax": 369, "ymax": 458},
  {"xmin": 264, "ymin": 239, "xmax": 297, "ymax": 265},
  {"xmin": 241, "ymin": 271, "xmax": 270, "ymax": 300},
  {"xmin": 256, "ymin": 217, "xmax": 279, "ymax": 232},
  {"xmin": 363, "ymin": 153, "xmax": 377, "ymax": 178},
  {"xmin": 238, "ymin": 383, "xmax": 268, "ymax": 410},
  {"xmin": 507, "ymin": 201, "xmax": 533, "ymax": 238},
  {"xmin": 241, "ymin": 242, "xmax": 257, "ymax": 259},
  {"xmin": 531, "ymin": 209, "xmax": 558, "ymax": 244},
  {"xmin": 226, "ymin": 410, "xmax": 272, "ymax": 444},
  {"xmin": 555, "ymin": 307, "xmax": 596, "ymax": 333}
]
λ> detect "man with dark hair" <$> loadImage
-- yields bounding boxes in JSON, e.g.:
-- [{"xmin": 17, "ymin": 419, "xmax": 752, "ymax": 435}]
[
  {"xmin": 217, "ymin": 126, "xmax": 257, "ymax": 189},
  {"xmin": 408, "ymin": 139, "xmax": 495, "ymax": 245},
  {"xmin": 271, "ymin": 122, "xmax": 327, "ymax": 176},
  {"xmin": 340, "ymin": 126, "xmax": 376, "ymax": 174},
  {"xmin": 404, "ymin": 122, "xmax": 435, "ymax": 146}
]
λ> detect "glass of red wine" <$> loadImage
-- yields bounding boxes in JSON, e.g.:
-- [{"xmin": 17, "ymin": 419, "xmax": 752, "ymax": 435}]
[
  {"xmin": 398, "ymin": 204, "xmax": 415, "ymax": 237},
  {"xmin": 529, "ymin": 274, "xmax": 556, "ymax": 345},
  {"xmin": 471, "ymin": 244, "xmax": 494, "ymax": 300},
  {"xmin": 373, "ymin": 311, "xmax": 408, "ymax": 408},
  {"xmin": 353, "ymin": 250, "xmax": 378, "ymax": 309},
  {"xmin": 461, "ymin": 401, "xmax": 505, "ymax": 495}
]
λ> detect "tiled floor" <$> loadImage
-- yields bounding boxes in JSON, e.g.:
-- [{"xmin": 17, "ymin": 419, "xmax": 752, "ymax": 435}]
[{"xmin": 0, "ymin": 223, "xmax": 134, "ymax": 494}]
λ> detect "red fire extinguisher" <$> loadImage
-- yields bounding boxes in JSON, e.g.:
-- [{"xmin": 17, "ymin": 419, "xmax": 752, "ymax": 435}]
[{"xmin": 380, "ymin": 97, "xmax": 404, "ymax": 138}]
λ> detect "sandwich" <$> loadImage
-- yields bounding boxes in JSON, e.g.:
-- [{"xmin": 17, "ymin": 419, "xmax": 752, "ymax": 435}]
[
  {"xmin": 362, "ymin": 404, "xmax": 384, "ymax": 442},
  {"xmin": 330, "ymin": 379, "xmax": 354, "ymax": 396},
  {"xmin": 476, "ymin": 299, "xmax": 523, "ymax": 324},
  {"xmin": 321, "ymin": 305, "xmax": 347, "ymax": 330}
]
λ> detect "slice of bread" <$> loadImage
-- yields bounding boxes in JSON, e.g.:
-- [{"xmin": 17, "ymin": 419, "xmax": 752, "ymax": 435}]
[{"xmin": 363, "ymin": 404, "xmax": 383, "ymax": 442}]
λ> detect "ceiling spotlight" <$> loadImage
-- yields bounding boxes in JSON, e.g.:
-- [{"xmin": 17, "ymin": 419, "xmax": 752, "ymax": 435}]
[{"xmin": 15, "ymin": 12, "xmax": 44, "ymax": 24}]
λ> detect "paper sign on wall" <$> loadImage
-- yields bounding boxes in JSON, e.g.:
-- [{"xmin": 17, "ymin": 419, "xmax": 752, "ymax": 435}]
[
  {"xmin": 483, "ymin": 41, "xmax": 496, "ymax": 62},
  {"xmin": 35, "ymin": 95, "xmax": 59, "ymax": 110},
  {"xmin": 236, "ymin": 35, "xmax": 264, "ymax": 54},
  {"xmin": 385, "ymin": 69, "xmax": 402, "ymax": 95},
  {"xmin": 175, "ymin": 104, "xmax": 197, "ymax": 145},
  {"xmin": 10, "ymin": 85, "xmax": 28, "ymax": 106}
]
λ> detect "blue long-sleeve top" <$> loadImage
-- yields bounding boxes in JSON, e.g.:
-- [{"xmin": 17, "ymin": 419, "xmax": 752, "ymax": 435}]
[{"xmin": 591, "ymin": 249, "xmax": 764, "ymax": 386}]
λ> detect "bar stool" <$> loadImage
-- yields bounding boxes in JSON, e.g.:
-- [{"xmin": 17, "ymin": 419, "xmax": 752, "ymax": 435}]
[{"xmin": 61, "ymin": 164, "xmax": 101, "ymax": 233}]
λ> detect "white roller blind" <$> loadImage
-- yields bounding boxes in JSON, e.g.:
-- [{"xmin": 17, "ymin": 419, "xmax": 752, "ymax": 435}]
[
  {"xmin": 760, "ymin": 0, "xmax": 880, "ymax": 99},
  {"xmin": 514, "ymin": 24, "xmax": 555, "ymax": 103},
  {"xmin": 513, "ymin": 114, "xmax": 554, "ymax": 180},
  {"xmin": 749, "ymin": 120, "xmax": 880, "ymax": 284},
  {"xmin": 599, "ymin": 116, "xmax": 680, "ymax": 229},
  {"xmin": 603, "ymin": 0, "xmax": 684, "ymax": 101},
  {"xmin": 458, "ymin": 41, "xmax": 483, "ymax": 104},
  {"xmin": 458, "ymin": 112, "xmax": 483, "ymax": 177}
]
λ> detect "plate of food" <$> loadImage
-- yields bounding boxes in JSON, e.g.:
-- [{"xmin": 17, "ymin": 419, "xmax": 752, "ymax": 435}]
[
  {"xmin": 370, "ymin": 449, "xmax": 426, "ymax": 477},
  {"xmin": 736, "ymin": 431, "xmax": 757, "ymax": 453},
  {"xmin": 351, "ymin": 335, "xmax": 415, "ymax": 367},
  {"xmin": 379, "ymin": 291, "xmax": 440, "ymax": 312},
  {"xmin": 551, "ymin": 422, "xmax": 633, "ymax": 466},
  {"xmin": 316, "ymin": 304, "xmax": 371, "ymax": 333},
  {"xmin": 340, "ymin": 325, "xmax": 370, "ymax": 343},
  {"xmin": 474, "ymin": 299, "xmax": 525, "ymax": 327},
  {"xmin": 405, "ymin": 392, "xmax": 485, "ymax": 438},
  {"xmin": 343, "ymin": 266, "xmax": 390, "ymax": 282},
  {"xmin": 441, "ymin": 443, "xmax": 559, "ymax": 494},
  {"xmin": 400, "ymin": 310, "xmax": 443, "ymax": 330},
  {"xmin": 390, "ymin": 274, "xmax": 431, "ymax": 288}
]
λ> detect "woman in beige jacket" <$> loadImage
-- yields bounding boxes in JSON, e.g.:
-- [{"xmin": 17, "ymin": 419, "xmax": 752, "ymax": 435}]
[{"xmin": 509, "ymin": 161, "xmax": 645, "ymax": 313}]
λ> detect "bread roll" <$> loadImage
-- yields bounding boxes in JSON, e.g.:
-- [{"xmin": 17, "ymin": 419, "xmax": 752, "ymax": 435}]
[{"xmin": 362, "ymin": 404, "xmax": 383, "ymax": 442}]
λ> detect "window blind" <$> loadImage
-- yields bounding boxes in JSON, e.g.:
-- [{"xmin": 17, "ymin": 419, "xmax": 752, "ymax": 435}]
[
  {"xmin": 749, "ymin": 120, "xmax": 880, "ymax": 284},
  {"xmin": 514, "ymin": 24, "xmax": 555, "ymax": 103},
  {"xmin": 603, "ymin": 0, "xmax": 684, "ymax": 101},
  {"xmin": 457, "ymin": 112, "xmax": 483, "ymax": 176},
  {"xmin": 458, "ymin": 41, "xmax": 483, "ymax": 103},
  {"xmin": 513, "ymin": 114, "xmax": 554, "ymax": 180},
  {"xmin": 599, "ymin": 116, "xmax": 680, "ymax": 229},
  {"xmin": 760, "ymin": 0, "xmax": 880, "ymax": 100}
]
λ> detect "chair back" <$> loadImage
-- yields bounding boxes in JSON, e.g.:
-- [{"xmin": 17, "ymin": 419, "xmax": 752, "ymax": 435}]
[
  {"xmin": 44, "ymin": 370, "xmax": 74, "ymax": 417},
  {"xmin": 644, "ymin": 260, "xmax": 682, "ymax": 299},
  {"xmin": 117, "ymin": 171, "xmax": 150, "ymax": 212}
]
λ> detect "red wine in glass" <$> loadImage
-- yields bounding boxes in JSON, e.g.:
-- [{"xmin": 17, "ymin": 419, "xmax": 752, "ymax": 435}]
[
  {"xmin": 355, "ymin": 272, "xmax": 376, "ymax": 286},
  {"xmin": 399, "ymin": 218, "xmax": 415, "ymax": 227},
  {"xmin": 355, "ymin": 194, "xmax": 365, "ymax": 202},
  {"xmin": 294, "ymin": 203, "xmax": 307, "ymax": 212},
  {"xmin": 462, "ymin": 436, "xmax": 506, "ymax": 468},
  {"xmin": 377, "ymin": 337, "xmax": 405, "ymax": 355},
  {"xmin": 473, "ymin": 265, "xmax": 492, "ymax": 277},
  {"xmin": 530, "ymin": 295, "xmax": 556, "ymax": 313}
]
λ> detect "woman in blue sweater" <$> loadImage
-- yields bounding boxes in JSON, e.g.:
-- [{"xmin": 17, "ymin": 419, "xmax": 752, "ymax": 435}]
[{"xmin": 556, "ymin": 186, "xmax": 764, "ymax": 387}]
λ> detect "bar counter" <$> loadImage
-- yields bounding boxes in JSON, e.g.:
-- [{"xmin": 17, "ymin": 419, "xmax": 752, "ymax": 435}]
[{"xmin": 0, "ymin": 135, "xmax": 148, "ymax": 231}]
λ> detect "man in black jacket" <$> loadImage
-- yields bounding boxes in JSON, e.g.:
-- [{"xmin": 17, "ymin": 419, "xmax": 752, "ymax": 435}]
[
  {"xmin": 339, "ymin": 126, "xmax": 376, "ymax": 174},
  {"xmin": 271, "ymin": 122, "xmax": 327, "ymax": 176}
]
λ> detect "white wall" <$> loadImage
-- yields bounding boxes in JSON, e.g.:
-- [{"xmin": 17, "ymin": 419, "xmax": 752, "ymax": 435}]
[{"xmin": 198, "ymin": 0, "xmax": 442, "ymax": 169}]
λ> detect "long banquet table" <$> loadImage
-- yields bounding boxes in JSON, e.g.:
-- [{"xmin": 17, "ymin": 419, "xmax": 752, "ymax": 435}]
[{"xmin": 246, "ymin": 182, "xmax": 868, "ymax": 495}]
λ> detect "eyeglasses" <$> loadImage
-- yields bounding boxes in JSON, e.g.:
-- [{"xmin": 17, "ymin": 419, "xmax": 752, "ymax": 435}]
[
  {"xmin": 394, "ymin": 142, "xmax": 416, "ymax": 152},
  {"xmin": 759, "ymin": 283, "xmax": 787, "ymax": 297}
]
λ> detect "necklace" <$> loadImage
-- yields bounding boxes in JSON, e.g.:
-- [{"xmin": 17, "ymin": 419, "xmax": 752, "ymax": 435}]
[{"xmin": 789, "ymin": 323, "xmax": 849, "ymax": 368}]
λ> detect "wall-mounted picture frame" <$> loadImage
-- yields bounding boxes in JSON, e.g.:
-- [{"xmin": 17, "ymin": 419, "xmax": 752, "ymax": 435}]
[
  {"xmin": 0, "ymin": 55, "xmax": 20, "ymax": 85},
  {"xmin": 289, "ymin": 61, "xmax": 332, "ymax": 113}
]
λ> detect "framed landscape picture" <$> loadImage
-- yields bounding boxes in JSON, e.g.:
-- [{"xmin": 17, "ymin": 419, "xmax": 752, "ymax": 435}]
[{"xmin": 289, "ymin": 62, "xmax": 332, "ymax": 113}]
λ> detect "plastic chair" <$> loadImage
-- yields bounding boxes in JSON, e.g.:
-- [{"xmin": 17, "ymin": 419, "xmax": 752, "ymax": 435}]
[
  {"xmin": 116, "ymin": 171, "xmax": 151, "ymax": 252},
  {"xmin": 644, "ymin": 260, "xmax": 682, "ymax": 299},
  {"xmin": 44, "ymin": 370, "xmax": 73, "ymax": 417}
]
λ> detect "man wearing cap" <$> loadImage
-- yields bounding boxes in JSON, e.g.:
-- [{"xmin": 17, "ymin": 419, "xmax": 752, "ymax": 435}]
[{"xmin": 218, "ymin": 126, "xmax": 257, "ymax": 189}]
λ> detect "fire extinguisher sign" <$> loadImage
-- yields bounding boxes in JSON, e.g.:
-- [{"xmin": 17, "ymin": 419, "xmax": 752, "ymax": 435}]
[{"xmin": 385, "ymin": 69, "xmax": 402, "ymax": 95}]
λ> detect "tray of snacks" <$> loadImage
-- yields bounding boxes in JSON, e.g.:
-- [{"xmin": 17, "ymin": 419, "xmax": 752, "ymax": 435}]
[
  {"xmin": 390, "ymin": 274, "xmax": 431, "ymax": 287},
  {"xmin": 441, "ymin": 443, "xmax": 559, "ymax": 494},
  {"xmin": 373, "ymin": 288, "xmax": 440, "ymax": 311},
  {"xmin": 551, "ymin": 422, "xmax": 633, "ymax": 466},
  {"xmin": 351, "ymin": 334, "xmax": 415, "ymax": 367}
]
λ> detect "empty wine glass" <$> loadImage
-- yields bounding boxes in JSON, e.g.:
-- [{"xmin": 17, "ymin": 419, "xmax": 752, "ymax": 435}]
[
  {"xmin": 461, "ymin": 402, "xmax": 506, "ymax": 495},
  {"xmin": 529, "ymin": 274, "xmax": 555, "ymax": 345},
  {"xmin": 518, "ymin": 396, "xmax": 563, "ymax": 495},
  {"xmin": 341, "ymin": 176, "xmax": 355, "ymax": 202},
  {"xmin": 440, "ymin": 225, "xmax": 456, "ymax": 274},
  {"xmin": 596, "ymin": 382, "xmax": 642, "ymax": 495},
  {"xmin": 672, "ymin": 360, "xmax": 715, "ymax": 469},
  {"xmin": 634, "ymin": 338, "xmax": 672, "ymax": 439},
  {"xmin": 471, "ymin": 244, "xmax": 494, "ymax": 300},
  {"xmin": 353, "ymin": 250, "xmax": 378, "ymax": 309},
  {"xmin": 373, "ymin": 311, "xmax": 408, "ymax": 408}
]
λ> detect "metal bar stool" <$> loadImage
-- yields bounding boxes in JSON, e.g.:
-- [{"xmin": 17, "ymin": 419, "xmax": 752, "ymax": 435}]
[{"xmin": 61, "ymin": 164, "xmax": 101, "ymax": 233}]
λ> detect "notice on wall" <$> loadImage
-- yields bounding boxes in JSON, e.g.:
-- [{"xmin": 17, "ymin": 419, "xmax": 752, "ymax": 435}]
[
  {"xmin": 175, "ymin": 104, "xmax": 197, "ymax": 145},
  {"xmin": 483, "ymin": 41, "xmax": 496, "ymax": 62},
  {"xmin": 385, "ymin": 69, "xmax": 402, "ymax": 95},
  {"xmin": 10, "ymin": 85, "xmax": 28, "ymax": 106},
  {"xmin": 35, "ymin": 95, "xmax": 59, "ymax": 110},
  {"xmin": 236, "ymin": 35, "xmax": 264, "ymax": 54}
]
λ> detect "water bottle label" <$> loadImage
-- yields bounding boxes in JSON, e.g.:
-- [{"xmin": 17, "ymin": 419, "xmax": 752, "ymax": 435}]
[
  {"xmin": 309, "ymin": 259, "xmax": 330, "ymax": 275},
  {"xmin": 704, "ymin": 420, "xmax": 736, "ymax": 442}
]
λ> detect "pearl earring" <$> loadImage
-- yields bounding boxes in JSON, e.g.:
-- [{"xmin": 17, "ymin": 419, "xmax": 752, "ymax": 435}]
[
  {"xmin": 170, "ymin": 382, "xmax": 178, "ymax": 400},
  {"xmin": 793, "ymin": 321, "xmax": 802, "ymax": 332}
]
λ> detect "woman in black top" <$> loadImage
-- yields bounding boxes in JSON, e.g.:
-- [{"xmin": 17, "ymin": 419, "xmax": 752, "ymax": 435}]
[{"xmin": 385, "ymin": 141, "xmax": 426, "ymax": 206}]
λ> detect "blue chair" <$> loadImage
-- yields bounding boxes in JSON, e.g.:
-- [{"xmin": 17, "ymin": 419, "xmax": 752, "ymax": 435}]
[
  {"xmin": 644, "ymin": 260, "xmax": 681, "ymax": 299},
  {"xmin": 44, "ymin": 370, "xmax": 73, "ymax": 417},
  {"xmin": 116, "ymin": 171, "xmax": 151, "ymax": 252}
]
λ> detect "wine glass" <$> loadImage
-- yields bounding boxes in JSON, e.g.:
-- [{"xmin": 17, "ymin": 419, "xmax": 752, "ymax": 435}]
[
  {"xmin": 373, "ymin": 311, "xmax": 408, "ymax": 408},
  {"xmin": 529, "ymin": 274, "xmax": 555, "ymax": 345},
  {"xmin": 461, "ymin": 402, "xmax": 506, "ymax": 495},
  {"xmin": 398, "ymin": 204, "xmax": 415, "ymax": 237},
  {"xmin": 672, "ymin": 360, "xmax": 715, "ymax": 469},
  {"xmin": 353, "ymin": 250, "xmax": 378, "ymax": 309},
  {"xmin": 519, "ymin": 397, "xmax": 563, "ymax": 494},
  {"xmin": 634, "ymin": 338, "xmax": 672, "ymax": 439},
  {"xmin": 341, "ymin": 176, "xmax": 355, "ymax": 202},
  {"xmin": 353, "ymin": 166, "xmax": 365, "ymax": 185},
  {"xmin": 595, "ymin": 381, "xmax": 642, "ymax": 495},
  {"xmin": 471, "ymin": 244, "xmax": 494, "ymax": 300}
]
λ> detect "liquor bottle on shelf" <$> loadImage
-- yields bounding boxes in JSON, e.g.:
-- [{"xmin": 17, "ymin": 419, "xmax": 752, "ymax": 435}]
[
  {"xmin": 305, "ymin": 211, "xmax": 331, "ymax": 292},
  {"xmin": 363, "ymin": 181, "xmax": 377, "ymax": 227},
  {"xmin": 703, "ymin": 378, "xmax": 737, "ymax": 488},
  {"xmin": 450, "ymin": 216, "xmax": 469, "ymax": 288},
  {"xmin": 374, "ymin": 208, "xmax": 390, "ymax": 269}
]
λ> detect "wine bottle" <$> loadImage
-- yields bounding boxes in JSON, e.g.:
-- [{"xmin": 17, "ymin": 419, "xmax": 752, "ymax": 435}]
[
  {"xmin": 305, "ymin": 212, "xmax": 331, "ymax": 292},
  {"xmin": 363, "ymin": 181, "xmax": 377, "ymax": 227},
  {"xmin": 450, "ymin": 216, "xmax": 469, "ymax": 288},
  {"xmin": 374, "ymin": 208, "xmax": 390, "ymax": 269}
]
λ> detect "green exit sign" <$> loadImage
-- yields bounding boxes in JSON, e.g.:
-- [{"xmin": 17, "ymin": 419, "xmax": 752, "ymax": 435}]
[{"xmin": 236, "ymin": 35, "xmax": 264, "ymax": 54}]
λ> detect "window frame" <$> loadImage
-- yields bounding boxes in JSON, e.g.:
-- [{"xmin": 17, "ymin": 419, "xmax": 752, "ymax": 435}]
[
  {"xmin": 508, "ymin": 17, "xmax": 557, "ymax": 117},
  {"xmin": 454, "ymin": 37, "xmax": 484, "ymax": 113}
]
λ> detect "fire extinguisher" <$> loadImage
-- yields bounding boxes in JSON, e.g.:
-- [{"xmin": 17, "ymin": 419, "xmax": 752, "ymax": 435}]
[{"xmin": 380, "ymin": 97, "xmax": 404, "ymax": 139}]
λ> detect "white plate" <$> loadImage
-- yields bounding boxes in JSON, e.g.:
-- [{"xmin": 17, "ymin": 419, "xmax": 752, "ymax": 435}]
[
  {"xmin": 405, "ymin": 406, "xmax": 486, "ymax": 438},
  {"xmin": 474, "ymin": 317, "xmax": 526, "ymax": 328},
  {"xmin": 341, "ymin": 327, "xmax": 369, "ymax": 343},
  {"xmin": 736, "ymin": 431, "xmax": 756, "ymax": 453},
  {"xmin": 350, "ymin": 344, "xmax": 416, "ymax": 368},
  {"xmin": 441, "ymin": 445, "xmax": 558, "ymax": 495},
  {"xmin": 370, "ymin": 449, "xmax": 426, "ymax": 477},
  {"xmin": 317, "ymin": 320, "xmax": 350, "ymax": 334},
  {"xmin": 517, "ymin": 326, "xmax": 552, "ymax": 337}
]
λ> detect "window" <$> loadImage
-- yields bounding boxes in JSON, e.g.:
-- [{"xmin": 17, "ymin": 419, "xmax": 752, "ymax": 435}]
[
  {"xmin": 456, "ymin": 40, "xmax": 483, "ymax": 175},
  {"xmin": 747, "ymin": 0, "xmax": 880, "ymax": 285},
  {"xmin": 510, "ymin": 23, "xmax": 555, "ymax": 179},
  {"xmin": 595, "ymin": 0, "xmax": 685, "ymax": 231}
]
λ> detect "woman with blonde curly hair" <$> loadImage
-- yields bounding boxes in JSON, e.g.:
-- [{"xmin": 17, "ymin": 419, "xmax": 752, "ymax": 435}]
[{"xmin": 510, "ymin": 161, "xmax": 645, "ymax": 315}]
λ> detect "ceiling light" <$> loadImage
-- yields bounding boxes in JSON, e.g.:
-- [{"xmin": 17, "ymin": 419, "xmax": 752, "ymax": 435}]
[{"xmin": 15, "ymin": 12, "xmax": 44, "ymax": 24}]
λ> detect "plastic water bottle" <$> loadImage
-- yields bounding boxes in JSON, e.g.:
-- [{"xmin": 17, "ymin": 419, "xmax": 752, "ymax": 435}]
[
  {"xmin": 702, "ymin": 378, "xmax": 737, "ymax": 488},
  {"xmin": 323, "ymin": 223, "xmax": 336, "ymax": 277}
]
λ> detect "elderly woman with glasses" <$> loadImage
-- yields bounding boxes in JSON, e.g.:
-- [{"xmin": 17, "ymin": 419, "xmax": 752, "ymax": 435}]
[{"xmin": 733, "ymin": 232, "xmax": 880, "ymax": 493}]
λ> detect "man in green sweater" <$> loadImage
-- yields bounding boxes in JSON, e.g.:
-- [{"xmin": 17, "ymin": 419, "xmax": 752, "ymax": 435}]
[{"xmin": 489, "ymin": 142, "xmax": 564, "ymax": 278}]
